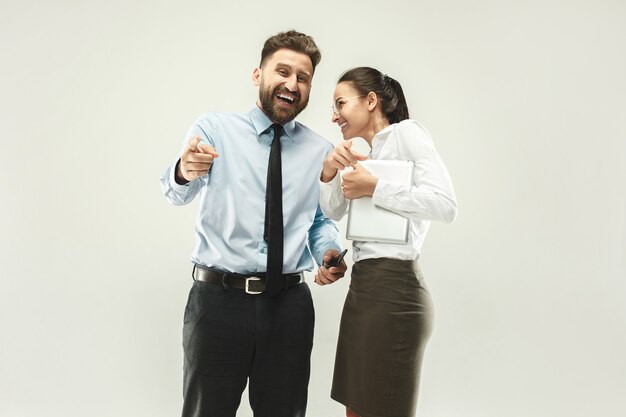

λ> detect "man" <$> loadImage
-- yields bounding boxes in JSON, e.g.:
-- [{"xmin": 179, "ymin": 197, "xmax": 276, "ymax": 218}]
[{"xmin": 160, "ymin": 30, "xmax": 346, "ymax": 417}]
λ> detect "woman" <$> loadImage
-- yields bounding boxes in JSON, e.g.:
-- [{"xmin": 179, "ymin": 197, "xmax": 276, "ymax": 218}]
[{"xmin": 316, "ymin": 67, "xmax": 458, "ymax": 417}]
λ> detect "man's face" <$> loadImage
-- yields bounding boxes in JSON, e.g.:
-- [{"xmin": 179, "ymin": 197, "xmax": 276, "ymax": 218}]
[{"xmin": 253, "ymin": 48, "xmax": 313, "ymax": 124}]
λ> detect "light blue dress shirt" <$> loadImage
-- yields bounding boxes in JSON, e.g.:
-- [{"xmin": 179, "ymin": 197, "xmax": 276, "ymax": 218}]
[{"xmin": 160, "ymin": 105, "xmax": 341, "ymax": 274}]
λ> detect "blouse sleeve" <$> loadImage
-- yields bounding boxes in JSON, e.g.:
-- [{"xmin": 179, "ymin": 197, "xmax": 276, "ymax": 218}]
[
  {"xmin": 319, "ymin": 171, "xmax": 349, "ymax": 221},
  {"xmin": 371, "ymin": 120, "xmax": 458, "ymax": 223}
]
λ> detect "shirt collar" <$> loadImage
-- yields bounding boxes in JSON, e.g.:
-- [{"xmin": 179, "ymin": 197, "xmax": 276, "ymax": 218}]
[
  {"xmin": 371, "ymin": 123, "xmax": 395, "ymax": 157},
  {"xmin": 249, "ymin": 105, "xmax": 296, "ymax": 144}
]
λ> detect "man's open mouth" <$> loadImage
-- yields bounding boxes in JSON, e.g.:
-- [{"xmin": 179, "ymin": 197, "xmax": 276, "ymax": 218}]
[{"xmin": 276, "ymin": 92, "xmax": 297, "ymax": 105}]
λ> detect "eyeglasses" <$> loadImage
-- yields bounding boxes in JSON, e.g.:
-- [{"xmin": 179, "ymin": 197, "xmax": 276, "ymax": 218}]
[{"xmin": 331, "ymin": 95, "xmax": 366, "ymax": 116}]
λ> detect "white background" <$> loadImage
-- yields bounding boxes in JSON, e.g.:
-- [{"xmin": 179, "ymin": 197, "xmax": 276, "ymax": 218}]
[{"xmin": 1, "ymin": 1, "xmax": 625, "ymax": 416}]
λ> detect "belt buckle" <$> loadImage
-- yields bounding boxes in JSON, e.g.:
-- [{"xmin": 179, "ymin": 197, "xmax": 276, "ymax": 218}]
[{"xmin": 245, "ymin": 276, "xmax": 263, "ymax": 295}]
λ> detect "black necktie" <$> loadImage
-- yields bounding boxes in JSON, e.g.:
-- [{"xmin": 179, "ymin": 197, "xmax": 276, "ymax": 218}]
[{"xmin": 264, "ymin": 124, "xmax": 284, "ymax": 295}]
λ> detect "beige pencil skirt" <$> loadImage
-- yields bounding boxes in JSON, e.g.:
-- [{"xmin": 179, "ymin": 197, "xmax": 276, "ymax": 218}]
[{"xmin": 331, "ymin": 257, "xmax": 434, "ymax": 417}]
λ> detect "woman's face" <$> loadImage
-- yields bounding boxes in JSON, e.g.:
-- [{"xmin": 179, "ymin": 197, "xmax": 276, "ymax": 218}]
[{"xmin": 331, "ymin": 82, "xmax": 370, "ymax": 140}]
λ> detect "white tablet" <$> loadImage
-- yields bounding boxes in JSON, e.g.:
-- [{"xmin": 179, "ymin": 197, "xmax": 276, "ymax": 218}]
[{"xmin": 346, "ymin": 160, "xmax": 414, "ymax": 244}]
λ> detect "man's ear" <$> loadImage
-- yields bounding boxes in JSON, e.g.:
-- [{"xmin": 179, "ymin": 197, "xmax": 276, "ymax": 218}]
[{"xmin": 252, "ymin": 67, "xmax": 261, "ymax": 86}]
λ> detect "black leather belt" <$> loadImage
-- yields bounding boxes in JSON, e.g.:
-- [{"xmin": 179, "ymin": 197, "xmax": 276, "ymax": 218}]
[{"xmin": 192, "ymin": 265, "xmax": 304, "ymax": 294}]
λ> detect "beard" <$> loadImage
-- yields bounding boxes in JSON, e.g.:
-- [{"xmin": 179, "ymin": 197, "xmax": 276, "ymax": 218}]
[{"xmin": 258, "ymin": 83, "xmax": 309, "ymax": 124}]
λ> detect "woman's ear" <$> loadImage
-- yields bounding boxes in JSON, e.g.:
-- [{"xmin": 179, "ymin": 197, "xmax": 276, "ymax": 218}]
[{"xmin": 367, "ymin": 91, "xmax": 380, "ymax": 112}]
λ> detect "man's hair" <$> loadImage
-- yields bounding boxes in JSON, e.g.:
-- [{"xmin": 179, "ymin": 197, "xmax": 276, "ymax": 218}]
[{"xmin": 260, "ymin": 30, "xmax": 321, "ymax": 71}]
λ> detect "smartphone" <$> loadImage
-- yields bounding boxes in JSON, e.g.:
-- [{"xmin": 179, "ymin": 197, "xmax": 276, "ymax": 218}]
[{"xmin": 324, "ymin": 249, "xmax": 348, "ymax": 268}]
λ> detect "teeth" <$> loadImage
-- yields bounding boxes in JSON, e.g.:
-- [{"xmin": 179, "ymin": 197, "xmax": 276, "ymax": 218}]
[
  {"xmin": 339, "ymin": 122, "xmax": 347, "ymax": 130},
  {"xmin": 277, "ymin": 93, "xmax": 295, "ymax": 103}
]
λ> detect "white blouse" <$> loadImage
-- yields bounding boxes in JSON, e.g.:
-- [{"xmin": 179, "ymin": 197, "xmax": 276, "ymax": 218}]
[{"xmin": 319, "ymin": 119, "xmax": 458, "ymax": 263}]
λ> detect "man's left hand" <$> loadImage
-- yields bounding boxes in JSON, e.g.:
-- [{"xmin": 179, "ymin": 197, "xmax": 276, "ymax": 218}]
[{"xmin": 314, "ymin": 249, "xmax": 347, "ymax": 286}]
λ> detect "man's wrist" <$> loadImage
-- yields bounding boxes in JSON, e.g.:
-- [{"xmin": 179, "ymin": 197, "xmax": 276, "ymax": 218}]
[{"xmin": 174, "ymin": 159, "xmax": 189, "ymax": 185}]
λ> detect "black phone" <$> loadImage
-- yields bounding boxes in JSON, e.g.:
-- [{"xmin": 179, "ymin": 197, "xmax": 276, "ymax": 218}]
[{"xmin": 325, "ymin": 249, "xmax": 348, "ymax": 268}]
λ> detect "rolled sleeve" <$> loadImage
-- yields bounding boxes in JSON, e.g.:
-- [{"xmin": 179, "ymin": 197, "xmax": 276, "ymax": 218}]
[{"xmin": 308, "ymin": 205, "xmax": 342, "ymax": 266}]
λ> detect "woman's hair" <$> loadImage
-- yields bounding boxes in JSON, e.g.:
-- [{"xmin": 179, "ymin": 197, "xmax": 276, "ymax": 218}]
[
  {"xmin": 338, "ymin": 67, "xmax": 409, "ymax": 124},
  {"xmin": 260, "ymin": 30, "xmax": 321, "ymax": 71}
]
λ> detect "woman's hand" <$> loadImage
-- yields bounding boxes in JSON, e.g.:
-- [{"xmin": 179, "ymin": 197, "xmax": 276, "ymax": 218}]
[
  {"xmin": 321, "ymin": 139, "xmax": 368, "ymax": 182},
  {"xmin": 341, "ymin": 163, "xmax": 378, "ymax": 199}
]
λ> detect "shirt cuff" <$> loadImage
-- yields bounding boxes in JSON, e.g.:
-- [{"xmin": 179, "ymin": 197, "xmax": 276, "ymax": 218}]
[
  {"xmin": 372, "ymin": 179, "xmax": 395, "ymax": 208},
  {"xmin": 313, "ymin": 243, "xmax": 343, "ymax": 266},
  {"xmin": 319, "ymin": 170, "xmax": 342, "ymax": 190},
  {"xmin": 169, "ymin": 162, "xmax": 193, "ymax": 190}
]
